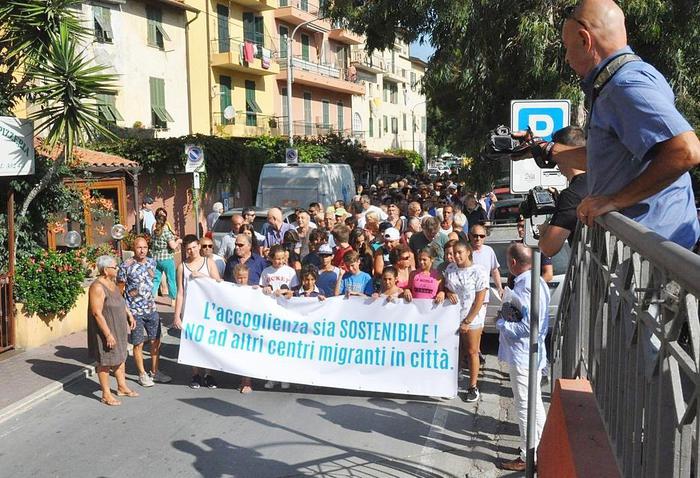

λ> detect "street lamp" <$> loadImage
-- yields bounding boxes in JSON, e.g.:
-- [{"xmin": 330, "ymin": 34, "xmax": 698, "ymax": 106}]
[
  {"xmin": 286, "ymin": 16, "xmax": 329, "ymax": 147},
  {"xmin": 411, "ymin": 100, "xmax": 426, "ymax": 169}
]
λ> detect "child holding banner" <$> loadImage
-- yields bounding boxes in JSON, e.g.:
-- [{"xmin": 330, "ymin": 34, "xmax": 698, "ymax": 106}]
[
  {"xmin": 372, "ymin": 266, "xmax": 405, "ymax": 302},
  {"xmin": 232, "ymin": 263, "xmax": 254, "ymax": 394},
  {"xmin": 338, "ymin": 251, "xmax": 374, "ymax": 297},
  {"xmin": 260, "ymin": 245, "xmax": 300, "ymax": 294},
  {"xmin": 293, "ymin": 265, "xmax": 325, "ymax": 300},
  {"xmin": 404, "ymin": 248, "xmax": 445, "ymax": 302},
  {"xmin": 316, "ymin": 244, "xmax": 341, "ymax": 297},
  {"xmin": 443, "ymin": 241, "xmax": 488, "ymax": 403}
]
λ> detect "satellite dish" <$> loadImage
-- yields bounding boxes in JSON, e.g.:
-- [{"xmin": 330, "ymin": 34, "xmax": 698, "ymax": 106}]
[
  {"xmin": 65, "ymin": 231, "xmax": 82, "ymax": 248},
  {"xmin": 111, "ymin": 224, "xmax": 127, "ymax": 240},
  {"xmin": 223, "ymin": 106, "xmax": 235, "ymax": 120}
]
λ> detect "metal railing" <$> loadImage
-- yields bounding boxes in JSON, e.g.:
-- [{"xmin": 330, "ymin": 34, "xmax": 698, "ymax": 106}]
[
  {"xmin": 552, "ymin": 211, "xmax": 700, "ymax": 477},
  {"xmin": 212, "ymin": 111, "xmax": 281, "ymax": 136},
  {"xmin": 279, "ymin": 56, "xmax": 358, "ymax": 83},
  {"xmin": 0, "ymin": 274, "xmax": 14, "ymax": 353},
  {"xmin": 351, "ymin": 50, "xmax": 386, "ymax": 71},
  {"xmin": 276, "ymin": 120, "xmax": 358, "ymax": 138},
  {"xmin": 278, "ymin": 0, "xmax": 323, "ymax": 16},
  {"xmin": 210, "ymin": 36, "xmax": 279, "ymax": 59}
]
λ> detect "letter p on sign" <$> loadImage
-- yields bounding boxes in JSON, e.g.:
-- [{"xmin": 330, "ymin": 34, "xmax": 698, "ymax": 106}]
[{"xmin": 511, "ymin": 100, "xmax": 570, "ymax": 141}]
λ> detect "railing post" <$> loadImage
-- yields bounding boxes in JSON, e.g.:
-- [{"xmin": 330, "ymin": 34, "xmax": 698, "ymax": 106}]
[{"xmin": 526, "ymin": 249, "xmax": 542, "ymax": 477}]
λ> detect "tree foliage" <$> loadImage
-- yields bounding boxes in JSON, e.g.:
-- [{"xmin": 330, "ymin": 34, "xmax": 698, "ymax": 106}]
[{"xmin": 328, "ymin": 0, "xmax": 700, "ymax": 158}]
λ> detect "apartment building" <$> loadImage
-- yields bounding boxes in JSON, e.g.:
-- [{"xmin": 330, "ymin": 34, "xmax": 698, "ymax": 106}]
[
  {"xmin": 350, "ymin": 40, "xmax": 428, "ymax": 159},
  {"xmin": 83, "ymin": 0, "xmax": 194, "ymax": 137},
  {"xmin": 273, "ymin": 0, "xmax": 364, "ymax": 137}
]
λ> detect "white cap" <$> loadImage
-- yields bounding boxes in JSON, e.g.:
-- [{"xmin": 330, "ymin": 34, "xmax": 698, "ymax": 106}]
[
  {"xmin": 318, "ymin": 244, "xmax": 334, "ymax": 255},
  {"xmin": 384, "ymin": 227, "xmax": 400, "ymax": 241}
]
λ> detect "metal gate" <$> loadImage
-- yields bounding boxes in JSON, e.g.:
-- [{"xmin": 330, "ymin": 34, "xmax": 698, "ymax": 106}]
[{"xmin": 0, "ymin": 274, "xmax": 14, "ymax": 352}]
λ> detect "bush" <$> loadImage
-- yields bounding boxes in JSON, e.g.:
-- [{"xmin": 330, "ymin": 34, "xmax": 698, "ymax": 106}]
[{"xmin": 15, "ymin": 249, "xmax": 87, "ymax": 316}]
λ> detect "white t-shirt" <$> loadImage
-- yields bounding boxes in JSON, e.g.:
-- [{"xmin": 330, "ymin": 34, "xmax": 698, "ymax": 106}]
[
  {"xmin": 471, "ymin": 245, "xmax": 499, "ymax": 302},
  {"xmin": 259, "ymin": 264, "xmax": 300, "ymax": 291},
  {"xmin": 444, "ymin": 263, "xmax": 489, "ymax": 320}
]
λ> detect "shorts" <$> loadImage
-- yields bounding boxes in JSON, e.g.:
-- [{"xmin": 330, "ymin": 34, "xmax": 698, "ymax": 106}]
[
  {"xmin": 465, "ymin": 304, "xmax": 487, "ymax": 331},
  {"xmin": 129, "ymin": 311, "xmax": 162, "ymax": 345}
]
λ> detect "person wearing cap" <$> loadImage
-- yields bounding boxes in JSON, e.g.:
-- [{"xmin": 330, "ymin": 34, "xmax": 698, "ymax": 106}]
[
  {"xmin": 140, "ymin": 196, "xmax": 156, "ymax": 234},
  {"xmin": 373, "ymin": 227, "xmax": 409, "ymax": 278},
  {"xmin": 316, "ymin": 244, "xmax": 342, "ymax": 296}
]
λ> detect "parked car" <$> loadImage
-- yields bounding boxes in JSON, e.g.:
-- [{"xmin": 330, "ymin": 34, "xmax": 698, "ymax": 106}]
[
  {"xmin": 481, "ymin": 224, "xmax": 570, "ymax": 334},
  {"xmin": 491, "ymin": 198, "xmax": 524, "ymax": 224},
  {"xmin": 211, "ymin": 207, "xmax": 297, "ymax": 252}
]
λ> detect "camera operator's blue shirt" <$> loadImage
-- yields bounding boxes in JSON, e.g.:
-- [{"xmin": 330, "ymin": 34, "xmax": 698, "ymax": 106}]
[{"xmin": 582, "ymin": 46, "xmax": 700, "ymax": 249}]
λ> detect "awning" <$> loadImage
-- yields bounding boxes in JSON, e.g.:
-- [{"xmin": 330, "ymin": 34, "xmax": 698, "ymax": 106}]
[
  {"xmin": 366, "ymin": 150, "xmax": 405, "ymax": 161},
  {"xmin": 34, "ymin": 138, "xmax": 141, "ymax": 173}
]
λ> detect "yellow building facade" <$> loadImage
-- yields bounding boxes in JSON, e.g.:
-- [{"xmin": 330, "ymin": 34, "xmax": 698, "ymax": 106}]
[{"xmin": 185, "ymin": 0, "xmax": 281, "ymax": 137}]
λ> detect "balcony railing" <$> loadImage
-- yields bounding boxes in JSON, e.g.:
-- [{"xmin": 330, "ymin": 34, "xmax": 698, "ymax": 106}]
[
  {"xmin": 212, "ymin": 111, "xmax": 281, "ymax": 137},
  {"xmin": 277, "ymin": 120, "xmax": 359, "ymax": 138},
  {"xmin": 211, "ymin": 36, "xmax": 278, "ymax": 58},
  {"xmin": 278, "ymin": 0, "xmax": 323, "ymax": 16},
  {"xmin": 280, "ymin": 56, "xmax": 358, "ymax": 82},
  {"xmin": 552, "ymin": 212, "xmax": 700, "ymax": 476},
  {"xmin": 351, "ymin": 50, "xmax": 386, "ymax": 71}
]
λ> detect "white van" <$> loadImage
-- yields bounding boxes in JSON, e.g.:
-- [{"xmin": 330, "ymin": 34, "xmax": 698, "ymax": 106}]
[{"xmin": 255, "ymin": 163, "xmax": 355, "ymax": 209}]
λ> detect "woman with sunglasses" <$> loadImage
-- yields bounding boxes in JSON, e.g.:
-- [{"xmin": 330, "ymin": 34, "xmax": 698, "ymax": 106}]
[
  {"xmin": 388, "ymin": 243, "xmax": 414, "ymax": 289},
  {"xmin": 349, "ymin": 227, "xmax": 374, "ymax": 275},
  {"xmin": 239, "ymin": 223, "xmax": 263, "ymax": 256}
]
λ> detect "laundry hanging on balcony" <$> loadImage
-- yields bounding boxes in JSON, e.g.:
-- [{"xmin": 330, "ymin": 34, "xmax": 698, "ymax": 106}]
[
  {"xmin": 243, "ymin": 41, "xmax": 255, "ymax": 64},
  {"xmin": 261, "ymin": 48, "xmax": 272, "ymax": 69}
]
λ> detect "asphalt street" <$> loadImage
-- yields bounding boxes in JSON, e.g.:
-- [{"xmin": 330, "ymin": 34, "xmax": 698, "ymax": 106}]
[{"xmin": 0, "ymin": 331, "xmax": 522, "ymax": 478}]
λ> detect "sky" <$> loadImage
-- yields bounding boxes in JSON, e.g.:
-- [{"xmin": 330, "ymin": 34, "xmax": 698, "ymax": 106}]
[{"xmin": 410, "ymin": 39, "xmax": 434, "ymax": 62}]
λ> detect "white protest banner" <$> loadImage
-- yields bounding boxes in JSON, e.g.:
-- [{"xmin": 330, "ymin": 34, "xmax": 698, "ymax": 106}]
[{"xmin": 178, "ymin": 278, "xmax": 461, "ymax": 397}]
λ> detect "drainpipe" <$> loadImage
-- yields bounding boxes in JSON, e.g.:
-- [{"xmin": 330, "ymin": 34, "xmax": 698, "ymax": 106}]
[
  {"xmin": 185, "ymin": 10, "xmax": 200, "ymax": 135},
  {"xmin": 205, "ymin": 0, "xmax": 213, "ymax": 135}
]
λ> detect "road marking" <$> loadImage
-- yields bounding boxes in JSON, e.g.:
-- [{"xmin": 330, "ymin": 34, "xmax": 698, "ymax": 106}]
[{"xmin": 417, "ymin": 401, "xmax": 449, "ymax": 468}]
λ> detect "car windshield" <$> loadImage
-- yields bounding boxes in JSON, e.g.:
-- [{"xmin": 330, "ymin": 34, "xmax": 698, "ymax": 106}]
[
  {"xmin": 213, "ymin": 212, "xmax": 296, "ymax": 235},
  {"xmin": 488, "ymin": 241, "xmax": 571, "ymax": 279}
]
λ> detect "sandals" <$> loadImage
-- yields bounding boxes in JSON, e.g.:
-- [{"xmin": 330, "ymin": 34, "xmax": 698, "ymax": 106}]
[
  {"xmin": 100, "ymin": 397, "xmax": 122, "ymax": 406},
  {"xmin": 239, "ymin": 385, "xmax": 253, "ymax": 394},
  {"xmin": 117, "ymin": 390, "xmax": 139, "ymax": 398}
]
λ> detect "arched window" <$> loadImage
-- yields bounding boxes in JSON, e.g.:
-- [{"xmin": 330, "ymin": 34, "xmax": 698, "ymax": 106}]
[{"xmin": 352, "ymin": 112, "xmax": 362, "ymax": 134}]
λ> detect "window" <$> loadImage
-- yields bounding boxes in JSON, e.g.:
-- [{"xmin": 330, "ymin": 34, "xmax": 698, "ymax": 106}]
[
  {"xmin": 217, "ymin": 4, "xmax": 229, "ymax": 53},
  {"xmin": 421, "ymin": 116, "xmax": 426, "ymax": 133},
  {"xmin": 243, "ymin": 13, "xmax": 264, "ymax": 47},
  {"xmin": 337, "ymin": 102, "xmax": 344, "ymax": 131},
  {"xmin": 220, "ymin": 76, "xmax": 233, "ymax": 124},
  {"xmin": 93, "ymin": 5, "xmax": 113, "ymax": 43},
  {"xmin": 146, "ymin": 6, "xmax": 169, "ymax": 49},
  {"xmin": 279, "ymin": 0, "xmax": 288, "ymax": 5},
  {"xmin": 352, "ymin": 112, "xmax": 362, "ymax": 134},
  {"xmin": 368, "ymin": 116, "xmax": 373, "ymax": 137},
  {"xmin": 300, "ymin": 0, "xmax": 309, "ymax": 11},
  {"xmin": 383, "ymin": 82, "xmax": 398, "ymax": 104},
  {"xmin": 301, "ymin": 34, "xmax": 310, "ymax": 61},
  {"xmin": 410, "ymin": 71, "xmax": 416, "ymax": 87},
  {"xmin": 322, "ymin": 100, "xmax": 330, "ymax": 128},
  {"xmin": 149, "ymin": 77, "xmax": 173, "ymax": 128},
  {"xmin": 403, "ymin": 113, "xmax": 407, "ymax": 131},
  {"xmin": 97, "ymin": 93, "xmax": 123, "ymax": 124},
  {"xmin": 383, "ymin": 115, "xmax": 388, "ymax": 133},
  {"xmin": 279, "ymin": 26, "xmax": 288, "ymax": 58},
  {"xmin": 245, "ymin": 80, "xmax": 261, "ymax": 126},
  {"xmin": 391, "ymin": 117, "xmax": 398, "ymax": 134},
  {"xmin": 281, "ymin": 87, "xmax": 289, "ymax": 134},
  {"xmin": 303, "ymin": 92, "xmax": 312, "ymax": 135}
]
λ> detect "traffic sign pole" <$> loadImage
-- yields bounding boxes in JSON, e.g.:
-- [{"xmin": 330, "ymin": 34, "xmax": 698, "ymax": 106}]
[{"xmin": 184, "ymin": 145, "xmax": 205, "ymax": 239}]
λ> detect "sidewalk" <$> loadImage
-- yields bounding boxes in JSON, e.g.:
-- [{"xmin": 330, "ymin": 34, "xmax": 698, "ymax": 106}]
[{"xmin": 0, "ymin": 298, "xmax": 175, "ymax": 424}]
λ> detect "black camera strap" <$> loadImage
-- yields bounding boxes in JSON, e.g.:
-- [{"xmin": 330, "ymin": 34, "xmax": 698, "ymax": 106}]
[{"xmin": 584, "ymin": 53, "xmax": 642, "ymax": 136}]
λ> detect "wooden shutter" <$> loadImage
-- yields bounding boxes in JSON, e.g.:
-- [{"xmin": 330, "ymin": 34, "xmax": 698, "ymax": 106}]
[
  {"xmin": 337, "ymin": 102, "xmax": 343, "ymax": 131},
  {"xmin": 217, "ymin": 4, "xmax": 229, "ymax": 53},
  {"xmin": 220, "ymin": 76, "xmax": 232, "ymax": 124},
  {"xmin": 243, "ymin": 13, "xmax": 255, "ymax": 44}
]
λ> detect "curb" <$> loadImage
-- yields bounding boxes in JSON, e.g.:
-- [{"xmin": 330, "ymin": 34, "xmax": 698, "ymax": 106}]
[{"xmin": 0, "ymin": 365, "xmax": 95, "ymax": 425}]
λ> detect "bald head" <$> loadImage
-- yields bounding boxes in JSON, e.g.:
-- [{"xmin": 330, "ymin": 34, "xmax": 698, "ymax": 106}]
[
  {"xmin": 563, "ymin": 0, "xmax": 627, "ymax": 77},
  {"xmin": 506, "ymin": 242, "xmax": 533, "ymax": 275}
]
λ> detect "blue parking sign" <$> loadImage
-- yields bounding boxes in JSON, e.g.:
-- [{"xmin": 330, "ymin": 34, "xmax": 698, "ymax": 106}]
[{"xmin": 509, "ymin": 100, "xmax": 571, "ymax": 193}]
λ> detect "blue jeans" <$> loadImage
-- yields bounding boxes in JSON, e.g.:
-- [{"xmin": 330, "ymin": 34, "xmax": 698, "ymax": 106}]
[{"xmin": 153, "ymin": 258, "xmax": 177, "ymax": 300}]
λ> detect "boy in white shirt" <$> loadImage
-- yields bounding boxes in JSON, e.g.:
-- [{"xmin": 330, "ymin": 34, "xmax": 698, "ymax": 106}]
[{"xmin": 260, "ymin": 244, "xmax": 300, "ymax": 293}]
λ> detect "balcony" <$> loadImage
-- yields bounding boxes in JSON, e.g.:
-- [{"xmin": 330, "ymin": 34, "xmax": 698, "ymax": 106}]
[
  {"xmin": 278, "ymin": 56, "xmax": 365, "ymax": 95},
  {"xmin": 382, "ymin": 62, "xmax": 406, "ymax": 83},
  {"xmin": 351, "ymin": 50, "xmax": 386, "ymax": 74},
  {"xmin": 277, "ymin": 120, "xmax": 361, "ymax": 139},
  {"xmin": 275, "ymin": 0, "xmax": 331, "ymax": 32},
  {"xmin": 230, "ymin": 0, "xmax": 275, "ymax": 11},
  {"xmin": 210, "ymin": 37, "xmax": 280, "ymax": 76},
  {"xmin": 212, "ymin": 111, "xmax": 281, "ymax": 138},
  {"xmin": 329, "ymin": 23, "xmax": 363, "ymax": 45}
]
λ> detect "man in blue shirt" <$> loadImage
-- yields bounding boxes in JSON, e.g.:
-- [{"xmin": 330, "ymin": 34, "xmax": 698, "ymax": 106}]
[
  {"xmin": 263, "ymin": 207, "xmax": 294, "ymax": 251},
  {"xmin": 552, "ymin": 0, "xmax": 700, "ymax": 249},
  {"xmin": 497, "ymin": 243, "xmax": 550, "ymax": 472}
]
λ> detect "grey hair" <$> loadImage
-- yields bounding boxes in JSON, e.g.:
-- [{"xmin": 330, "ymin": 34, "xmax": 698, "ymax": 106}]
[
  {"xmin": 453, "ymin": 212, "xmax": 467, "ymax": 228},
  {"xmin": 422, "ymin": 216, "xmax": 439, "ymax": 234},
  {"xmin": 96, "ymin": 255, "xmax": 116, "ymax": 274}
]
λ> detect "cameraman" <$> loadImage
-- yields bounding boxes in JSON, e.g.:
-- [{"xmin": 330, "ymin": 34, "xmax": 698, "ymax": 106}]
[{"xmin": 538, "ymin": 126, "xmax": 588, "ymax": 257}]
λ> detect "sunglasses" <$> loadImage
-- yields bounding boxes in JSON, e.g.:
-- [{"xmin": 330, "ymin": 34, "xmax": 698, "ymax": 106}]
[
  {"xmin": 563, "ymin": 5, "xmax": 588, "ymax": 29},
  {"xmin": 471, "ymin": 234, "xmax": 486, "ymax": 239},
  {"xmin": 201, "ymin": 244, "xmax": 213, "ymax": 249},
  {"xmin": 234, "ymin": 243, "xmax": 247, "ymax": 247},
  {"xmin": 400, "ymin": 255, "xmax": 411, "ymax": 260}
]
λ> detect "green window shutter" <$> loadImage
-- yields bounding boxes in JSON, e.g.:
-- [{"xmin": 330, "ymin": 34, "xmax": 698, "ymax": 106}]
[
  {"xmin": 94, "ymin": 6, "xmax": 113, "ymax": 43},
  {"xmin": 322, "ymin": 100, "xmax": 329, "ymax": 127},
  {"xmin": 146, "ymin": 7, "xmax": 157, "ymax": 46},
  {"xmin": 383, "ymin": 115, "xmax": 388, "ymax": 133},
  {"xmin": 220, "ymin": 76, "xmax": 232, "ymax": 124},
  {"xmin": 337, "ymin": 102, "xmax": 343, "ymax": 131},
  {"xmin": 217, "ymin": 4, "xmax": 229, "ymax": 53},
  {"xmin": 279, "ymin": 26, "xmax": 288, "ymax": 58},
  {"xmin": 369, "ymin": 117, "xmax": 373, "ymax": 137},
  {"xmin": 245, "ymin": 80, "xmax": 258, "ymax": 126},
  {"xmin": 97, "ymin": 94, "xmax": 114, "ymax": 122},
  {"xmin": 422, "ymin": 116, "xmax": 426, "ymax": 133},
  {"xmin": 105, "ymin": 94, "xmax": 123, "ymax": 121},
  {"xmin": 150, "ymin": 77, "xmax": 173, "ymax": 125},
  {"xmin": 303, "ymin": 92, "xmax": 312, "ymax": 135},
  {"xmin": 243, "ymin": 13, "xmax": 255, "ymax": 44},
  {"xmin": 300, "ymin": 0, "xmax": 309, "ymax": 11},
  {"xmin": 254, "ymin": 16, "xmax": 264, "ymax": 47},
  {"xmin": 301, "ymin": 34, "xmax": 310, "ymax": 61},
  {"xmin": 403, "ymin": 113, "xmax": 407, "ymax": 131},
  {"xmin": 279, "ymin": 0, "xmax": 288, "ymax": 5}
]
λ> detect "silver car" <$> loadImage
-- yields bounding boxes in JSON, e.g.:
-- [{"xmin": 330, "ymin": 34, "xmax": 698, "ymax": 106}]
[{"xmin": 481, "ymin": 225, "xmax": 570, "ymax": 334}]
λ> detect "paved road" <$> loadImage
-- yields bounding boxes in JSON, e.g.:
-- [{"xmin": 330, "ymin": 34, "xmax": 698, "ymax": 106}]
[{"xmin": 0, "ymin": 330, "xmax": 523, "ymax": 478}]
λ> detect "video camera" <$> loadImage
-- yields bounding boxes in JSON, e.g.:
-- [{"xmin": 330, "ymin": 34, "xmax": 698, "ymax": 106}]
[
  {"xmin": 520, "ymin": 186, "xmax": 557, "ymax": 219},
  {"xmin": 486, "ymin": 125, "xmax": 557, "ymax": 169}
]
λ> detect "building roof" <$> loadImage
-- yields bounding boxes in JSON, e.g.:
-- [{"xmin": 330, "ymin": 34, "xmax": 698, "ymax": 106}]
[
  {"xmin": 34, "ymin": 138, "xmax": 141, "ymax": 173},
  {"xmin": 150, "ymin": 0, "xmax": 199, "ymax": 13},
  {"xmin": 409, "ymin": 56, "xmax": 429, "ymax": 69}
]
